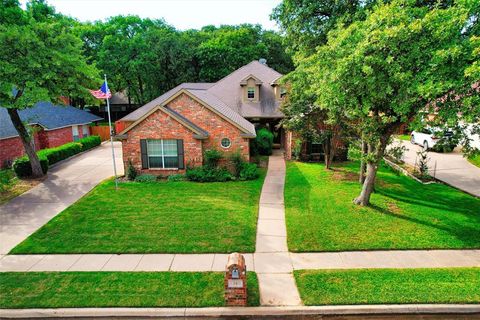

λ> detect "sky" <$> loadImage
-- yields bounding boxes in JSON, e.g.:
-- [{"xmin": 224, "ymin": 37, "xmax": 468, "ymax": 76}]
[{"xmin": 20, "ymin": 0, "xmax": 282, "ymax": 31}]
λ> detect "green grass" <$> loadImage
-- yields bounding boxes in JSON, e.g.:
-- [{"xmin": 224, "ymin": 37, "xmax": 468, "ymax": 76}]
[
  {"xmin": 294, "ymin": 268, "xmax": 480, "ymax": 305},
  {"xmin": 285, "ymin": 161, "xmax": 480, "ymax": 252},
  {"xmin": 0, "ymin": 272, "xmax": 259, "ymax": 308},
  {"xmin": 468, "ymin": 154, "xmax": 480, "ymax": 168},
  {"xmin": 395, "ymin": 134, "xmax": 411, "ymax": 141},
  {"xmin": 0, "ymin": 169, "xmax": 39, "ymax": 205},
  {"xmin": 12, "ymin": 172, "xmax": 265, "ymax": 254}
]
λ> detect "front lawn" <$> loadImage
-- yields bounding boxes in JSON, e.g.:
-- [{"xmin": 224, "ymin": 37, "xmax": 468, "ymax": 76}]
[
  {"xmin": 395, "ymin": 134, "xmax": 411, "ymax": 141},
  {"xmin": 0, "ymin": 169, "xmax": 40, "ymax": 205},
  {"xmin": 285, "ymin": 161, "xmax": 480, "ymax": 251},
  {"xmin": 468, "ymin": 153, "xmax": 480, "ymax": 168},
  {"xmin": 12, "ymin": 172, "xmax": 264, "ymax": 254},
  {"xmin": 0, "ymin": 272, "xmax": 259, "ymax": 308},
  {"xmin": 295, "ymin": 268, "xmax": 480, "ymax": 305}
]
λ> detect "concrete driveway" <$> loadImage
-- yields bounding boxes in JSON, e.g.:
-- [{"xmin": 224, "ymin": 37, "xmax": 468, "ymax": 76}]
[
  {"xmin": 396, "ymin": 140, "xmax": 480, "ymax": 197},
  {"xmin": 0, "ymin": 142, "xmax": 123, "ymax": 254}
]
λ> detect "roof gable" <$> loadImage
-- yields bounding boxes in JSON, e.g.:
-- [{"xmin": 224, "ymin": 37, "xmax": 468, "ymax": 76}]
[
  {"xmin": 119, "ymin": 90, "xmax": 255, "ymax": 137},
  {"xmin": 240, "ymin": 74, "xmax": 263, "ymax": 86}
]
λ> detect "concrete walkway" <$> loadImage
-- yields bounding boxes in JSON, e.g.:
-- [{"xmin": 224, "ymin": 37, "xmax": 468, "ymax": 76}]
[
  {"xmin": 1, "ymin": 249, "xmax": 479, "ymax": 272},
  {"xmin": 396, "ymin": 140, "xmax": 480, "ymax": 197},
  {"xmin": 254, "ymin": 150, "xmax": 301, "ymax": 306},
  {"xmin": 0, "ymin": 142, "xmax": 123, "ymax": 254}
]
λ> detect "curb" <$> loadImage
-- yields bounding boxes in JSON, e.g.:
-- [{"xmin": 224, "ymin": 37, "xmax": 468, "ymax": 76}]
[{"xmin": 1, "ymin": 305, "xmax": 479, "ymax": 318}]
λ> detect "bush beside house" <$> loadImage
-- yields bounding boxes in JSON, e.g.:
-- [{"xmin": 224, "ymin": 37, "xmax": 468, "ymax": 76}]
[
  {"xmin": 13, "ymin": 136, "xmax": 101, "ymax": 178},
  {"xmin": 251, "ymin": 128, "xmax": 274, "ymax": 156}
]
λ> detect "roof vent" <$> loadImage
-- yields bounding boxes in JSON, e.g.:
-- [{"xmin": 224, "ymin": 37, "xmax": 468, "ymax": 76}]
[{"xmin": 259, "ymin": 58, "xmax": 267, "ymax": 65}]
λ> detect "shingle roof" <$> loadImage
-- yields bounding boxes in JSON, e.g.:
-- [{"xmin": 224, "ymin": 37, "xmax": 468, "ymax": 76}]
[
  {"xmin": 0, "ymin": 102, "xmax": 103, "ymax": 140},
  {"xmin": 207, "ymin": 60, "xmax": 284, "ymax": 118},
  {"xmin": 120, "ymin": 83, "xmax": 214, "ymax": 122},
  {"xmin": 186, "ymin": 89, "xmax": 256, "ymax": 136}
]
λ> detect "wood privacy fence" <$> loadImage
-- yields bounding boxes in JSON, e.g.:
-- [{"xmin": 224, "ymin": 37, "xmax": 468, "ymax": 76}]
[{"xmin": 90, "ymin": 126, "xmax": 111, "ymax": 141}]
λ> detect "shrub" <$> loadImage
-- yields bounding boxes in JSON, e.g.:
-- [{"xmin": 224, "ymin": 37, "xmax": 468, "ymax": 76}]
[
  {"xmin": 79, "ymin": 135, "xmax": 101, "ymax": 151},
  {"xmin": 13, "ymin": 156, "xmax": 49, "ymax": 178},
  {"xmin": 186, "ymin": 167, "xmax": 232, "ymax": 182},
  {"xmin": 292, "ymin": 138, "xmax": 302, "ymax": 160},
  {"xmin": 126, "ymin": 160, "xmax": 137, "ymax": 181},
  {"xmin": 134, "ymin": 174, "xmax": 157, "ymax": 182},
  {"xmin": 38, "ymin": 142, "xmax": 82, "ymax": 165},
  {"xmin": 230, "ymin": 152, "xmax": 245, "ymax": 177},
  {"xmin": 168, "ymin": 174, "xmax": 186, "ymax": 182},
  {"xmin": 204, "ymin": 149, "xmax": 223, "ymax": 168},
  {"xmin": 251, "ymin": 128, "xmax": 274, "ymax": 156},
  {"xmin": 415, "ymin": 150, "xmax": 430, "ymax": 180},
  {"xmin": 386, "ymin": 143, "xmax": 408, "ymax": 164},
  {"xmin": 239, "ymin": 162, "xmax": 259, "ymax": 180}
]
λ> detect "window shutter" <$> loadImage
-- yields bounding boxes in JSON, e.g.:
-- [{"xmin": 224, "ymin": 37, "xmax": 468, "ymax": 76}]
[
  {"xmin": 177, "ymin": 139, "xmax": 184, "ymax": 169},
  {"xmin": 140, "ymin": 139, "xmax": 148, "ymax": 169}
]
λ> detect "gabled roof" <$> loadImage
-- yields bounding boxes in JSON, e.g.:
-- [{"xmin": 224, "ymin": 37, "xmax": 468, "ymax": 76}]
[
  {"xmin": 120, "ymin": 83, "xmax": 214, "ymax": 122},
  {"xmin": 207, "ymin": 60, "xmax": 284, "ymax": 118},
  {"xmin": 239, "ymin": 74, "xmax": 263, "ymax": 86},
  {"xmin": 0, "ymin": 102, "xmax": 102, "ymax": 140},
  {"xmin": 161, "ymin": 106, "xmax": 209, "ymax": 139},
  {"xmin": 119, "ymin": 87, "xmax": 256, "ymax": 137}
]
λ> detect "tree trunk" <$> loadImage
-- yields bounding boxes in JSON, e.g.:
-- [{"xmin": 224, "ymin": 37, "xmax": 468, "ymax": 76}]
[
  {"xmin": 7, "ymin": 108, "xmax": 44, "ymax": 178},
  {"xmin": 354, "ymin": 137, "xmax": 388, "ymax": 206},
  {"xmin": 324, "ymin": 135, "xmax": 332, "ymax": 169},
  {"xmin": 359, "ymin": 139, "xmax": 367, "ymax": 184}
]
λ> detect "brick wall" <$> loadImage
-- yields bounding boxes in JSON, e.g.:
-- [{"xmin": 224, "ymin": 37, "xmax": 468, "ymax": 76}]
[
  {"xmin": 0, "ymin": 137, "xmax": 25, "ymax": 167},
  {"xmin": 121, "ymin": 108, "xmax": 203, "ymax": 176},
  {"xmin": 168, "ymin": 93, "xmax": 250, "ymax": 160},
  {"xmin": 121, "ymin": 92, "xmax": 252, "ymax": 176},
  {"xmin": 44, "ymin": 127, "xmax": 74, "ymax": 148}
]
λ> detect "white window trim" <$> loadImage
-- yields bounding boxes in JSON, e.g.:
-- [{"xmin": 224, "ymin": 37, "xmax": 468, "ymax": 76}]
[
  {"xmin": 221, "ymin": 138, "xmax": 231, "ymax": 149},
  {"xmin": 146, "ymin": 139, "xmax": 179, "ymax": 169}
]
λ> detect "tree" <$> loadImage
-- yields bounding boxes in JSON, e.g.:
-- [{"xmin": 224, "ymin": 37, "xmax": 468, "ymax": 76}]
[
  {"xmin": 0, "ymin": 0, "xmax": 98, "ymax": 177},
  {"xmin": 308, "ymin": 0, "xmax": 477, "ymax": 205},
  {"xmin": 271, "ymin": 0, "xmax": 375, "ymax": 55},
  {"xmin": 280, "ymin": 62, "xmax": 346, "ymax": 169}
]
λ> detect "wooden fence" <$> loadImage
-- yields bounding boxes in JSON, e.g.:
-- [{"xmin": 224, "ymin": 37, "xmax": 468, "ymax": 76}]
[{"xmin": 90, "ymin": 126, "xmax": 111, "ymax": 141}]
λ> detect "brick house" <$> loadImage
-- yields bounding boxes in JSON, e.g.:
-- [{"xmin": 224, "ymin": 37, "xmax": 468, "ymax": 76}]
[
  {"xmin": 117, "ymin": 60, "xmax": 292, "ymax": 175},
  {"xmin": 0, "ymin": 102, "xmax": 102, "ymax": 168}
]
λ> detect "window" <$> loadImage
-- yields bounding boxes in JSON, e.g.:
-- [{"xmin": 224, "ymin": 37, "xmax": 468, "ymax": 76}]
[
  {"xmin": 82, "ymin": 125, "xmax": 89, "ymax": 137},
  {"xmin": 311, "ymin": 143, "xmax": 323, "ymax": 154},
  {"xmin": 221, "ymin": 138, "xmax": 231, "ymax": 149},
  {"xmin": 72, "ymin": 125, "xmax": 79, "ymax": 141},
  {"xmin": 247, "ymin": 87, "xmax": 255, "ymax": 99},
  {"xmin": 280, "ymin": 87, "xmax": 287, "ymax": 99},
  {"xmin": 147, "ymin": 139, "xmax": 178, "ymax": 169}
]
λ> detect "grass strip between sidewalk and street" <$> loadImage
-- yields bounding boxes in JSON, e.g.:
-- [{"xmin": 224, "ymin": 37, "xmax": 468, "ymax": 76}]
[
  {"xmin": 0, "ymin": 271, "xmax": 259, "ymax": 308},
  {"xmin": 294, "ymin": 268, "xmax": 480, "ymax": 305}
]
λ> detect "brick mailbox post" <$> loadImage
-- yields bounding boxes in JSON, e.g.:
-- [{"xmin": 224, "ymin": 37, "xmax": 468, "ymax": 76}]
[{"xmin": 225, "ymin": 252, "xmax": 247, "ymax": 306}]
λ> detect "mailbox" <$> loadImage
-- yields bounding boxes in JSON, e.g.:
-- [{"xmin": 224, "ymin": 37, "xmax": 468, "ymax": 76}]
[{"xmin": 225, "ymin": 252, "xmax": 247, "ymax": 306}]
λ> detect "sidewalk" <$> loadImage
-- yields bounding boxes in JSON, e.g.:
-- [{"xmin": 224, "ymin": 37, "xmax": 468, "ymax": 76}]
[{"xmin": 0, "ymin": 142, "xmax": 123, "ymax": 254}]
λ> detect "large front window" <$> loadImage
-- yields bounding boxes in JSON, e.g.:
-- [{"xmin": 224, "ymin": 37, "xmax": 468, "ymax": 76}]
[{"xmin": 147, "ymin": 139, "xmax": 178, "ymax": 169}]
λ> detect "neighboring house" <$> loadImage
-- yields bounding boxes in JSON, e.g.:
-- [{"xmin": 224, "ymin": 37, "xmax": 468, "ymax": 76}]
[
  {"xmin": 116, "ymin": 60, "xmax": 291, "ymax": 176},
  {"xmin": 0, "ymin": 102, "xmax": 102, "ymax": 168},
  {"xmin": 94, "ymin": 91, "xmax": 140, "ymax": 122}
]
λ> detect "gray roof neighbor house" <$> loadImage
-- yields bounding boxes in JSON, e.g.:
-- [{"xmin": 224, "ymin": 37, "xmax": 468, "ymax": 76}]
[{"xmin": 0, "ymin": 102, "xmax": 102, "ymax": 140}]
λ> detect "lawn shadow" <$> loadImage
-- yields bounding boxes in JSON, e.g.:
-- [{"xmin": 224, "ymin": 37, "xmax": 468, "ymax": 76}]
[{"xmin": 372, "ymin": 165, "xmax": 480, "ymax": 247}]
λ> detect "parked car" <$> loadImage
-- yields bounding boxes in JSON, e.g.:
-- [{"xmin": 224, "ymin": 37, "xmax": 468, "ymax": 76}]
[{"xmin": 410, "ymin": 128, "xmax": 455, "ymax": 151}]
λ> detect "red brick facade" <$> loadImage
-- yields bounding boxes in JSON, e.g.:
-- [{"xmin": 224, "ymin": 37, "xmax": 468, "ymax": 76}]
[
  {"xmin": 0, "ymin": 125, "xmax": 91, "ymax": 168},
  {"xmin": 121, "ymin": 92, "xmax": 251, "ymax": 176}
]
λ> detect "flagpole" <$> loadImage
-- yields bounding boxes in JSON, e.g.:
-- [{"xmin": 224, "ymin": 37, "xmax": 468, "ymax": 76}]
[{"xmin": 104, "ymin": 74, "xmax": 118, "ymax": 190}]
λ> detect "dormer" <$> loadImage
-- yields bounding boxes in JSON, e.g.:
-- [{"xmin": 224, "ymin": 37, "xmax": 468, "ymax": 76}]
[
  {"xmin": 240, "ymin": 74, "xmax": 262, "ymax": 102},
  {"xmin": 271, "ymin": 76, "xmax": 286, "ymax": 100}
]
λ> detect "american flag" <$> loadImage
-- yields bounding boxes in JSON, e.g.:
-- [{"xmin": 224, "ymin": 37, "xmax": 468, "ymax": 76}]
[{"xmin": 89, "ymin": 81, "xmax": 111, "ymax": 99}]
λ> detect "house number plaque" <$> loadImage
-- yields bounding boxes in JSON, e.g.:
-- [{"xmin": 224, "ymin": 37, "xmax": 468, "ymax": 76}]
[{"xmin": 228, "ymin": 279, "xmax": 244, "ymax": 288}]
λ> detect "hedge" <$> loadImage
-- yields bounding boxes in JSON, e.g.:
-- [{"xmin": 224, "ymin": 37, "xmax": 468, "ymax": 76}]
[{"xmin": 13, "ymin": 136, "xmax": 101, "ymax": 178}]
